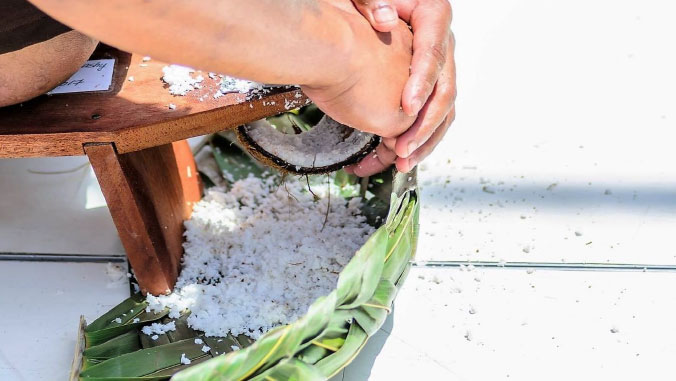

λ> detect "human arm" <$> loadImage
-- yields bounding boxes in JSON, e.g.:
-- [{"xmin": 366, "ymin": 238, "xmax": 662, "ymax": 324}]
[{"xmin": 28, "ymin": 0, "xmax": 416, "ymax": 137}]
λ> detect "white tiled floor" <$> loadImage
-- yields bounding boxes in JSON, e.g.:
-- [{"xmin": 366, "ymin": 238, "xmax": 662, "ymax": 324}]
[
  {"xmin": 0, "ymin": 262, "xmax": 129, "ymax": 380},
  {"xmin": 415, "ymin": 0, "xmax": 676, "ymax": 264},
  {"xmin": 339, "ymin": 267, "xmax": 676, "ymax": 381},
  {"xmin": 0, "ymin": 157, "xmax": 123, "ymax": 255},
  {"xmin": 2, "ymin": 0, "xmax": 676, "ymax": 380}
]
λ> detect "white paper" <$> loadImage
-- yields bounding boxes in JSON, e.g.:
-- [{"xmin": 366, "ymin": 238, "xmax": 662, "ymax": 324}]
[{"xmin": 48, "ymin": 59, "xmax": 115, "ymax": 94}]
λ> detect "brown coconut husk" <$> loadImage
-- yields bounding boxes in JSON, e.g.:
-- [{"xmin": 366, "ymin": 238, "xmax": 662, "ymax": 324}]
[{"xmin": 236, "ymin": 119, "xmax": 379, "ymax": 175}]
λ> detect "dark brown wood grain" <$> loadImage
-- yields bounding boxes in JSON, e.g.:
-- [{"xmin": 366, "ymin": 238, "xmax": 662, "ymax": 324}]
[
  {"xmin": 0, "ymin": 46, "xmax": 309, "ymax": 157},
  {"xmin": 85, "ymin": 141, "xmax": 200, "ymax": 295}
]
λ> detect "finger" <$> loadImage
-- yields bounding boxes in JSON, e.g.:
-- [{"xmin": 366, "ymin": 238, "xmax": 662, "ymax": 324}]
[
  {"xmin": 382, "ymin": 136, "xmax": 397, "ymax": 151},
  {"xmin": 400, "ymin": 1, "xmax": 453, "ymax": 116},
  {"xmin": 347, "ymin": 142, "xmax": 397, "ymax": 177},
  {"xmin": 395, "ymin": 78, "xmax": 451, "ymax": 158},
  {"xmin": 396, "ymin": 104, "xmax": 455, "ymax": 173},
  {"xmin": 395, "ymin": 38, "xmax": 456, "ymax": 158},
  {"xmin": 351, "ymin": 0, "xmax": 400, "ymax": 33}
]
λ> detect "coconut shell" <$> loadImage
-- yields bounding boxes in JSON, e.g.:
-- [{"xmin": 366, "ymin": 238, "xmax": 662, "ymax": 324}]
[{"xmin": 236, "ymin": 122, "xmax": 380, "ymax": 175}]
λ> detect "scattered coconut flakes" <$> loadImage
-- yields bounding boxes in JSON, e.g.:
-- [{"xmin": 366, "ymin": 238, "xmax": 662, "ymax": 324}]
[
  {"xmin": 162, "ymin": 65, "xmax": 204, "ymax": 95},
  {"xmin": 194, "ymin": 338, "xmax": 203, "ymax": 345},
  {"xmin": 141, "ymin": 321, "xmax": 176, "ymax": 336},
  {"xmin": 168, "ymin": 103, "xmax": 176, "ymax": 110},
  {"xmin": 146, "ymin": 176, "xmax": 374, "ymax": 339},
  {"xmin": 216, "ymin": 76, "xmax": 266, "ymax": 97},
  {"xmin": 151, "ymin": 334, "xmax": 159, "ymax": 341},
  {"xmin": 112, "ymin": 317, "xmax": 122, "ymax": 324},
  {"xmin": 231, "ymin": 345, "xmax": 240, "ymax": 351},
  {"xmin": 180, "ymin": 353, "xmax": 191, "ymax": 365},
  {"xmin": 201, "ymin": 345, "xmax": 211, "ymax": 353},
  {"xmin": 132, "ymin": 318, "xmax": 140, "ymax": 323}
]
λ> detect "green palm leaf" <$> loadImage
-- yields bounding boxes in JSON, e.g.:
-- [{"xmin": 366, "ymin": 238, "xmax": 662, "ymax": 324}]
[{"xmin": 76, "ymin": 161, "xmax": 419, "ymax": 381}]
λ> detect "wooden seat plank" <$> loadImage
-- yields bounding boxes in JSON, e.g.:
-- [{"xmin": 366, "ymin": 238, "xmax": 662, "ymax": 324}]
[{"xmin": 0, "ymin": 46, "xmax": 309, "ymax": 157}]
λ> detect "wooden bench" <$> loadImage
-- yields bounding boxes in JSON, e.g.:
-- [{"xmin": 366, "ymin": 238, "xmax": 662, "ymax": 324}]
[{"xmin": 0, "ymin": 46, "xmax": 309, "ymax": 295}]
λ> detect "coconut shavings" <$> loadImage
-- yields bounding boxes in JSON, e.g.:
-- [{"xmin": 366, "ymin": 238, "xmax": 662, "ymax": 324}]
[
  {"xmin": 162, "ymin": 65, "xmax": 203, "ymax": 95},
  {"xmin": 161, "ymin": 65, "xmax": 271, "ymax": 99},
  {"xmin": 141, "ymin": 321, "xmax": 176, "ymax": 336},
  {"xmin": 180, "ymin": 353, "xmax": 191, "ymax": 365},
  {"xmin": 217, "ymin": 76, "xmax": 266, "ymax": 96},
  {"xmin": 146, "ymin": 176, "xmax": 374, "ymax": 339}
]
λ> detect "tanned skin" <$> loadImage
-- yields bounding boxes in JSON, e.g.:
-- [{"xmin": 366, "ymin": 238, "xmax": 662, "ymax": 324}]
[
  {"xmin": 0, "ymin": 30, "xmax": 98, "ymax": 107},
  {"xmin": 27, "ymin": 0, "xmax": 416, "ymax": 139}
]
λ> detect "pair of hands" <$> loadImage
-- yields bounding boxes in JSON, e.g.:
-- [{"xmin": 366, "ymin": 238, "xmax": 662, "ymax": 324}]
[{"xmin": 302, "ymin": 0, "xmax": 456, "ymax": 176}]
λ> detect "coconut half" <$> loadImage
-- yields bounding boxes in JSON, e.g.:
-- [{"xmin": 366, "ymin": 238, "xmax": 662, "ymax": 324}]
[{"xmin": 237, "ymin": 115, "xmax": 379, "ymax": 174}]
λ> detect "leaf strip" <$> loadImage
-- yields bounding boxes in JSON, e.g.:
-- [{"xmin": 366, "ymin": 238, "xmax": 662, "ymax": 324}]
[
  {"xmin": 360, "ymin": 303, "xmax": 391, "ymax": 314},
  {"xmin": 239, "ymin": 326, "xmax": 290, "ymax": 380},
  {"xmin": 310, "ymin": 340, "xmax": 339, "ymax": 352},
  {"xmin": 384, "ymin": 201, "xmax": 415, "ymax": 262}
]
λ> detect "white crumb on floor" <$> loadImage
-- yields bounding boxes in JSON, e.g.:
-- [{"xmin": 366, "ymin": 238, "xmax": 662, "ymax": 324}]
[
  {"xmin": 141, "ymin": 321, "xmax": 176, "ymax": 336},
  {"xmin": 105, "ymin": 262, "xmax": 128, "ymax": 289},
  {"xmin": 146, "ymin": 176, "xmax": 374, "ymax": 339}
]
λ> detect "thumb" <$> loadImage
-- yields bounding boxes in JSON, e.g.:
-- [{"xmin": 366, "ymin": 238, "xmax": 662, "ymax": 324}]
[{"xmin": 352, "ymin": 0, "xmax": 399, "ymax": 32}]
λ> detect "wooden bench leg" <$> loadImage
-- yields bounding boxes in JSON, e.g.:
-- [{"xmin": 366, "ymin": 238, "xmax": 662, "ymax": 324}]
[{"xmin": 85, "ymin": 141, "xmax": 201, "ymax": 295}]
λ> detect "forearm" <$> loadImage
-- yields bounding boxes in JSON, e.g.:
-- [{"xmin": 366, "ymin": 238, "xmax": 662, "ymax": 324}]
[{"xmin": 28, "ymin": 0, "xmax": 355, "ymax": 87}]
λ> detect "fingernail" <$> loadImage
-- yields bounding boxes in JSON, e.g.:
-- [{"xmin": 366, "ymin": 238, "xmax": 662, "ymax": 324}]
[
  {"xmin": 406, "ymin": 141, "xmax": 418, "ymax": 157},
  {"xmin": 373, "ymin": 4, "xmax": 397, "ymax": 24},
  {"xmin": 408, "ymin": 97, "xmax": 423, "ymax": 116}
]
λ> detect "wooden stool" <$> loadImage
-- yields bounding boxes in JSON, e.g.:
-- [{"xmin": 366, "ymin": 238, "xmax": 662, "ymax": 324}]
[{"xmin": 0, "ymin": 46, "xmax": 308, "ymax": 295}]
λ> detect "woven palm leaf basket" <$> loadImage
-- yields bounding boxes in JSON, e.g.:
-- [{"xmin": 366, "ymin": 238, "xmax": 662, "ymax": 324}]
[{"xmin": 71, "ymin": 110, "xmax": 420, "ymax": 381}]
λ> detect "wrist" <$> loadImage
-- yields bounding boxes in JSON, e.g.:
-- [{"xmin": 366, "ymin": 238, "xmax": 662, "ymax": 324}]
[{"xmin": 299, "ymin": 4, "xmax": 361, "ymax": 88}]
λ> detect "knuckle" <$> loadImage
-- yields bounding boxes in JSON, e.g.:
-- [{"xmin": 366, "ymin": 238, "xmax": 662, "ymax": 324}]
[
  {"xmin": 437, "ymin": 0, "xmax": 452, "ymax": 19},
  {"xmin": 427, "ymin": 42, "xmax": 448, "ymax": 68},
  {"xmin": 437, "ymin": 82, "xmax": 457, "ymax": 103},
  {"xmin": 443, "ymin": 109, "xmax": 456, "ymax": 127}
]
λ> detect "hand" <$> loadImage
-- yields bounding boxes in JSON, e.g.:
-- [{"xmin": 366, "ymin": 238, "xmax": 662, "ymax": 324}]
[
  {"xmin": 300, "ymin": 4, "xmax": 416, "ymax": 140},
  {"xmin": 347, "ymin": 0, "xmax": 457, "ymax": 176}
]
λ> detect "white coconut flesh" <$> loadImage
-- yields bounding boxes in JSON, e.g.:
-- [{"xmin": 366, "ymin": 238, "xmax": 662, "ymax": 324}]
[{"xmin": 241, "ymin": 115, "xmax": 377, "ymax": 172}]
